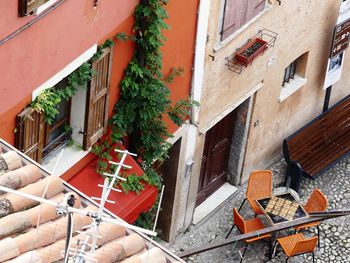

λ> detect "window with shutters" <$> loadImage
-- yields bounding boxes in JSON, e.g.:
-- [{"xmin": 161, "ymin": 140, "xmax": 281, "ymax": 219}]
[
  {"xmin": 15, "ymin": 47, "xmax": 113, "ymax": 164},
  {"xmin": 15, "ymin": 78, "xmax": 72, "ymax": 162},
  {"xmin": 221, "ymin": 0, "xmax": 267, "ymax": 41}
]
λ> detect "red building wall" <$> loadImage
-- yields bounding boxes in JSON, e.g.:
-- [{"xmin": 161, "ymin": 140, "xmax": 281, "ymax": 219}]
[
  {"xmin": 0, "ymin": 0, "xmax": 198, "ymax": 144},
  {"xmin": 0, "ymin": 0, "xmax": 198, "ymax": 224},
  {"xmin": 163, "ymin": 0, "xmax": 199, "ymax": 134},
  {"xmin": 0, "ymin": 0, "xmax": 199, "ymax": 181},
  {"xmin": 0, "ymin": 0, "xmax": 137, "ymax": 143}
]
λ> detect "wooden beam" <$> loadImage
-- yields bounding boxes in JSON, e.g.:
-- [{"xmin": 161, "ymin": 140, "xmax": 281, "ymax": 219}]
[{"xmin": 177, "ymin": 210, "xmax": 350, "ymax": 258}]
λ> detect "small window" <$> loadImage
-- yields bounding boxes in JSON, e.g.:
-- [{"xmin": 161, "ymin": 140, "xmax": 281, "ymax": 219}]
[
  {"xmin": 282, "ymin": 60, "xmax": 297, "ymax": 87},
  {"xmin": 221, "ymin": 0, "xmax": 266, "ymax": 41},
  {"xmin": 279, "ymin": 52, "xmax": 309, "ymax": 102}
]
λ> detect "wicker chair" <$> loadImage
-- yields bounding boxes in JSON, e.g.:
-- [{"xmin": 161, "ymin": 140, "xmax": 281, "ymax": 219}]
[
  {"xmin": 295, "ymin": 189, "xmax": 328, "ymax": 247},
  {"xmin": 226, "ymin": 208, "xmax": 272, "ymax": 262},
  {"xmin": 238, "ymin": 170, "xmax": 273, "ymax": 215},
  {"xmin": 277, "ymin": 233, "xmax": 318, "ymax": 263}
]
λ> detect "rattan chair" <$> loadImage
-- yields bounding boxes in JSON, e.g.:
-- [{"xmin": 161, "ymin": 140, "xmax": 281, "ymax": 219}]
[
  {"xmin": 295, "ymin": 189, "xmax": 328, "ymax": 247},
  {"xmin": 238, "ymin": 170, "xmax": 273, "ymax": 215},
  {"xmin": 226, "ymin": 208, "xmax": 272, "ymax": 262},
  {"xmin": 277, "ymin": 233, "xmax": 318, "ymax": 263}
]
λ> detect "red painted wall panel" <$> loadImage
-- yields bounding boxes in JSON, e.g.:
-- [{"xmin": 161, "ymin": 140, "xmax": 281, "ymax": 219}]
[
  {"xmin": 0, "ymin": 0, "xmax": 138, "ymax": 116},
  {"xmin": 163, "ymin": 0, "xmax": 199, "ymax": 133},
  {"xmin": 0, "ymin": 0, "xmax": 198, "ymax": 143},
  {"xmin": 0, "ymin": 0, "xmax": 198, "ymax": 221}
]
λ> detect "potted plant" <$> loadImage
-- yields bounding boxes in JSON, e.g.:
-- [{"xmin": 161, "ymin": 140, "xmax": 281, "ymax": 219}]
[{"xmin": 235, "ymin": 38, "xmax": 268, "ymax": 65}]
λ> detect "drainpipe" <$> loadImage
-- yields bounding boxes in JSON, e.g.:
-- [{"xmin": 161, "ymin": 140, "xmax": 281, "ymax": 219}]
[{"xmin": 183, "ymin": 0, "xmax": 211, "ymax": 228}]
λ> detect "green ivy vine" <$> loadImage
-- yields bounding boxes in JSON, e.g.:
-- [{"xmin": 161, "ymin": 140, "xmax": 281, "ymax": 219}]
[
  {"xmin": 111, "ymin": 0, "xmax": 196, "ymax": 165},
  {"xmin": 91, "ymin": 0, "xmax": 199, "ymax": 230},
  {"xmin": 120, "ymin": 169, "xmax": 162, "ymax": 194},
  {"xmin": 93, "ymin": 0, "xmax": 197, "ymax": 186}
]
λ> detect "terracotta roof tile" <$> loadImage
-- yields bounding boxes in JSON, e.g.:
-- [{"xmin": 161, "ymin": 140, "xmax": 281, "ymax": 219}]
[
  {"xmin": 0, "ymin": 176, "xmax": 64, "ymax": 217},
  {"xmin": 0, "ymin": 142, "xmax": 184, "ymax": 263},
  {"xmin": 0, "ymin": 193, "xmax": 80, "ymax": 239},
  {"xmin": 0, "ymin": 205, "xmax": 96, "ymax": 261}
]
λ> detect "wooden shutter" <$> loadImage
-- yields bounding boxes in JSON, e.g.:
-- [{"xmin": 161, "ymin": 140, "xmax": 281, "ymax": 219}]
[
  {"xmin": 15, "ymin": 107, "xmax": 45, "ymax": 163},
  {"xmin": 83, "ymin": 47, "xmax": 113, "ymax": 150},
  {"xmin": 221, "ymin": 0, "xmax": 246, "ymax": 41},
  {"xmin": 245, "ymin": 0, "xmax": 266, "ymax": 24},
  {"xmin": 18, "ymin": 0, "xmax": 50, "ymax": 16}
]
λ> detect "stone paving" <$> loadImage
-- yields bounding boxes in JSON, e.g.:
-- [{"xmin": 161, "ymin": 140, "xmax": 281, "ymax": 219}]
[{"xmin": 166, "ymin": 157, "xmax": 350, "ymax": 263}]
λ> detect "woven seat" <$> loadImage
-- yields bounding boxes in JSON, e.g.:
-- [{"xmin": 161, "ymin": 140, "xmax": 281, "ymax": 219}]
[
  {"xmin": 277, "ymin": 233, "xmax": 318, "ymax": 262},
  {"xmin": 226, "ymin": 208, "xmax": 271, "ymax": 262},
  {"xmin": 239, "ymin": 170, "xmax": 273, "ymax": 215},
  {"xmin": 295, "ymin": 189, "xmax": 328, "ymax": 247}
]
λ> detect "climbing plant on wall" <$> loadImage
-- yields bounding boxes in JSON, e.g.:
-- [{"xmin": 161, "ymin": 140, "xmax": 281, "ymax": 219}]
[
  {"xmin": 92, "ymin": 1, "xmax": 197, "ymax": 216},
  {"xmin": 111, "ymin": 0, "xmax": 195, "ymax": 166}
]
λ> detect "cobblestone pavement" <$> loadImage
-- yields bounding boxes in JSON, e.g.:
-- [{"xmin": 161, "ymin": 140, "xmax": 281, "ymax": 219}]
[{"xmin": 165, "ymin": 157, "xmax": 350, "ymax": 263}]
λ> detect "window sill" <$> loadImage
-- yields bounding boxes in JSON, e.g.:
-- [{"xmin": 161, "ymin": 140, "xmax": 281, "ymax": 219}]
[
  {"xmin": 35, "ymin": 0, "xmax": 59, "ymax": 15},
  {"xmin": 41, "ymin": 143, "xmax": 89, "ymax": 176},
  {"xmin": 279, "ymin": 76, "xmax": 307, "ymax": 103}
]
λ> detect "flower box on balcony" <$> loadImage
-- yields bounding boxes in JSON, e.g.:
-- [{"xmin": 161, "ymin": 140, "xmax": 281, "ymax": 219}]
[{"xmin": 235, "ymin": 38, "xmax": 268, "ymax": 65}]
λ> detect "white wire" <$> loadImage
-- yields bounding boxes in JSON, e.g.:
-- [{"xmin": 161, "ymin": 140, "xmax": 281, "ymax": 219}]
[{"xmin": 33, "ymin": 149, "xmax": 64, "ymax": 249}]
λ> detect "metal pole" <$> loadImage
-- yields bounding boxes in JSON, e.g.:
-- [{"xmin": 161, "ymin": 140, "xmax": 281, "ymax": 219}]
[
  {"xmin": 323, "ymin": 85, "xmax": 332, "ymax": 113},
  {"xmin": 152, "ymin": 185, "xmax": 165, "ymax": 233},
  {"xmin": 0, "ymin": 185, "xmax": 157, "ymax": 236},
  {"xmin": 177, "ymin": 210, "xmax": 350, "ymax": 258},
  {"xmin": 0, "ymin": 185, "xmax": 58, "ymax": 206}
]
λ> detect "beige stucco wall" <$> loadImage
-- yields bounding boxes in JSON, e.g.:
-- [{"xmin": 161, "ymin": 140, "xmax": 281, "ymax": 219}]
[{"xmin": 192, "ymin": 0, "xmax": 347, "ymax": 188}]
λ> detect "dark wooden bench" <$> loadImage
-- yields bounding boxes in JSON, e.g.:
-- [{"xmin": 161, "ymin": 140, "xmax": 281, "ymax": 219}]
[{"xmin": 283, "ymin": 94, "xmax": 350, "ymax": 180}]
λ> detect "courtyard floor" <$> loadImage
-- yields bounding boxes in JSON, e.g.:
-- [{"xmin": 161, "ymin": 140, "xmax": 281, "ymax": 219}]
[{"xmin": 166, "ymin": 157, "xmax": 350, "ymax": 263}]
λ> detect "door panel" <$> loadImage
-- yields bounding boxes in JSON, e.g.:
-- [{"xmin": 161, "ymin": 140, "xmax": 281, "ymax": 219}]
[
  {"xmin": 157, "ymin": 139, "xmax": 182, "ymax": 241},
  {"xmin": 83, "ymin": 47, "xmax": 113, "ymax": 150},
  {"xmin": 15, "ymin": 107, "xmax": 45, "ymax": 163},
  {"xmin": 196, "ymin": 111, "xmax": 236, "ymax": 206}
]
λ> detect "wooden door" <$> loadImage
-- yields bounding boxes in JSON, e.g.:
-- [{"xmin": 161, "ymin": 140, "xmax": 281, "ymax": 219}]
[{"xmin": 196, "ymin": 111, "xmax": 236, "ymax": 206}]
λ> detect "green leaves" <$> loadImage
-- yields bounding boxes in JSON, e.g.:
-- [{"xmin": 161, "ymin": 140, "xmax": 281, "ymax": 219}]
[
  {"xmin": 115, "ymin": 32, "xmax": 128, "ymax": 41},
  {"xmin": 164, "ymin": 67, "xmax": 184, "ymax": 84},
  {"xmin": 129, "ymin": 60, "xmax": 144, "ymax": 78},
  {"xmin": 167, "ymin": 98, "xmax": 199, "ymax": 126},
  {"xmin": 31, "ymin": 88, "xmax": 61, "ymax": 125},
  {"xmin": 120, "ymin": 173, "xmax": 145, "ymax": 194},
  {"xmin": 94, "ymin": 2, "xmax": 197, "ymax": 211},
  {"xmin": 119, "ymin": 168, "xmax": 163, "ymax": 194},
  {"xmin": 110, "ymin": 1, "xmax": 197, "ymax": 167}
]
